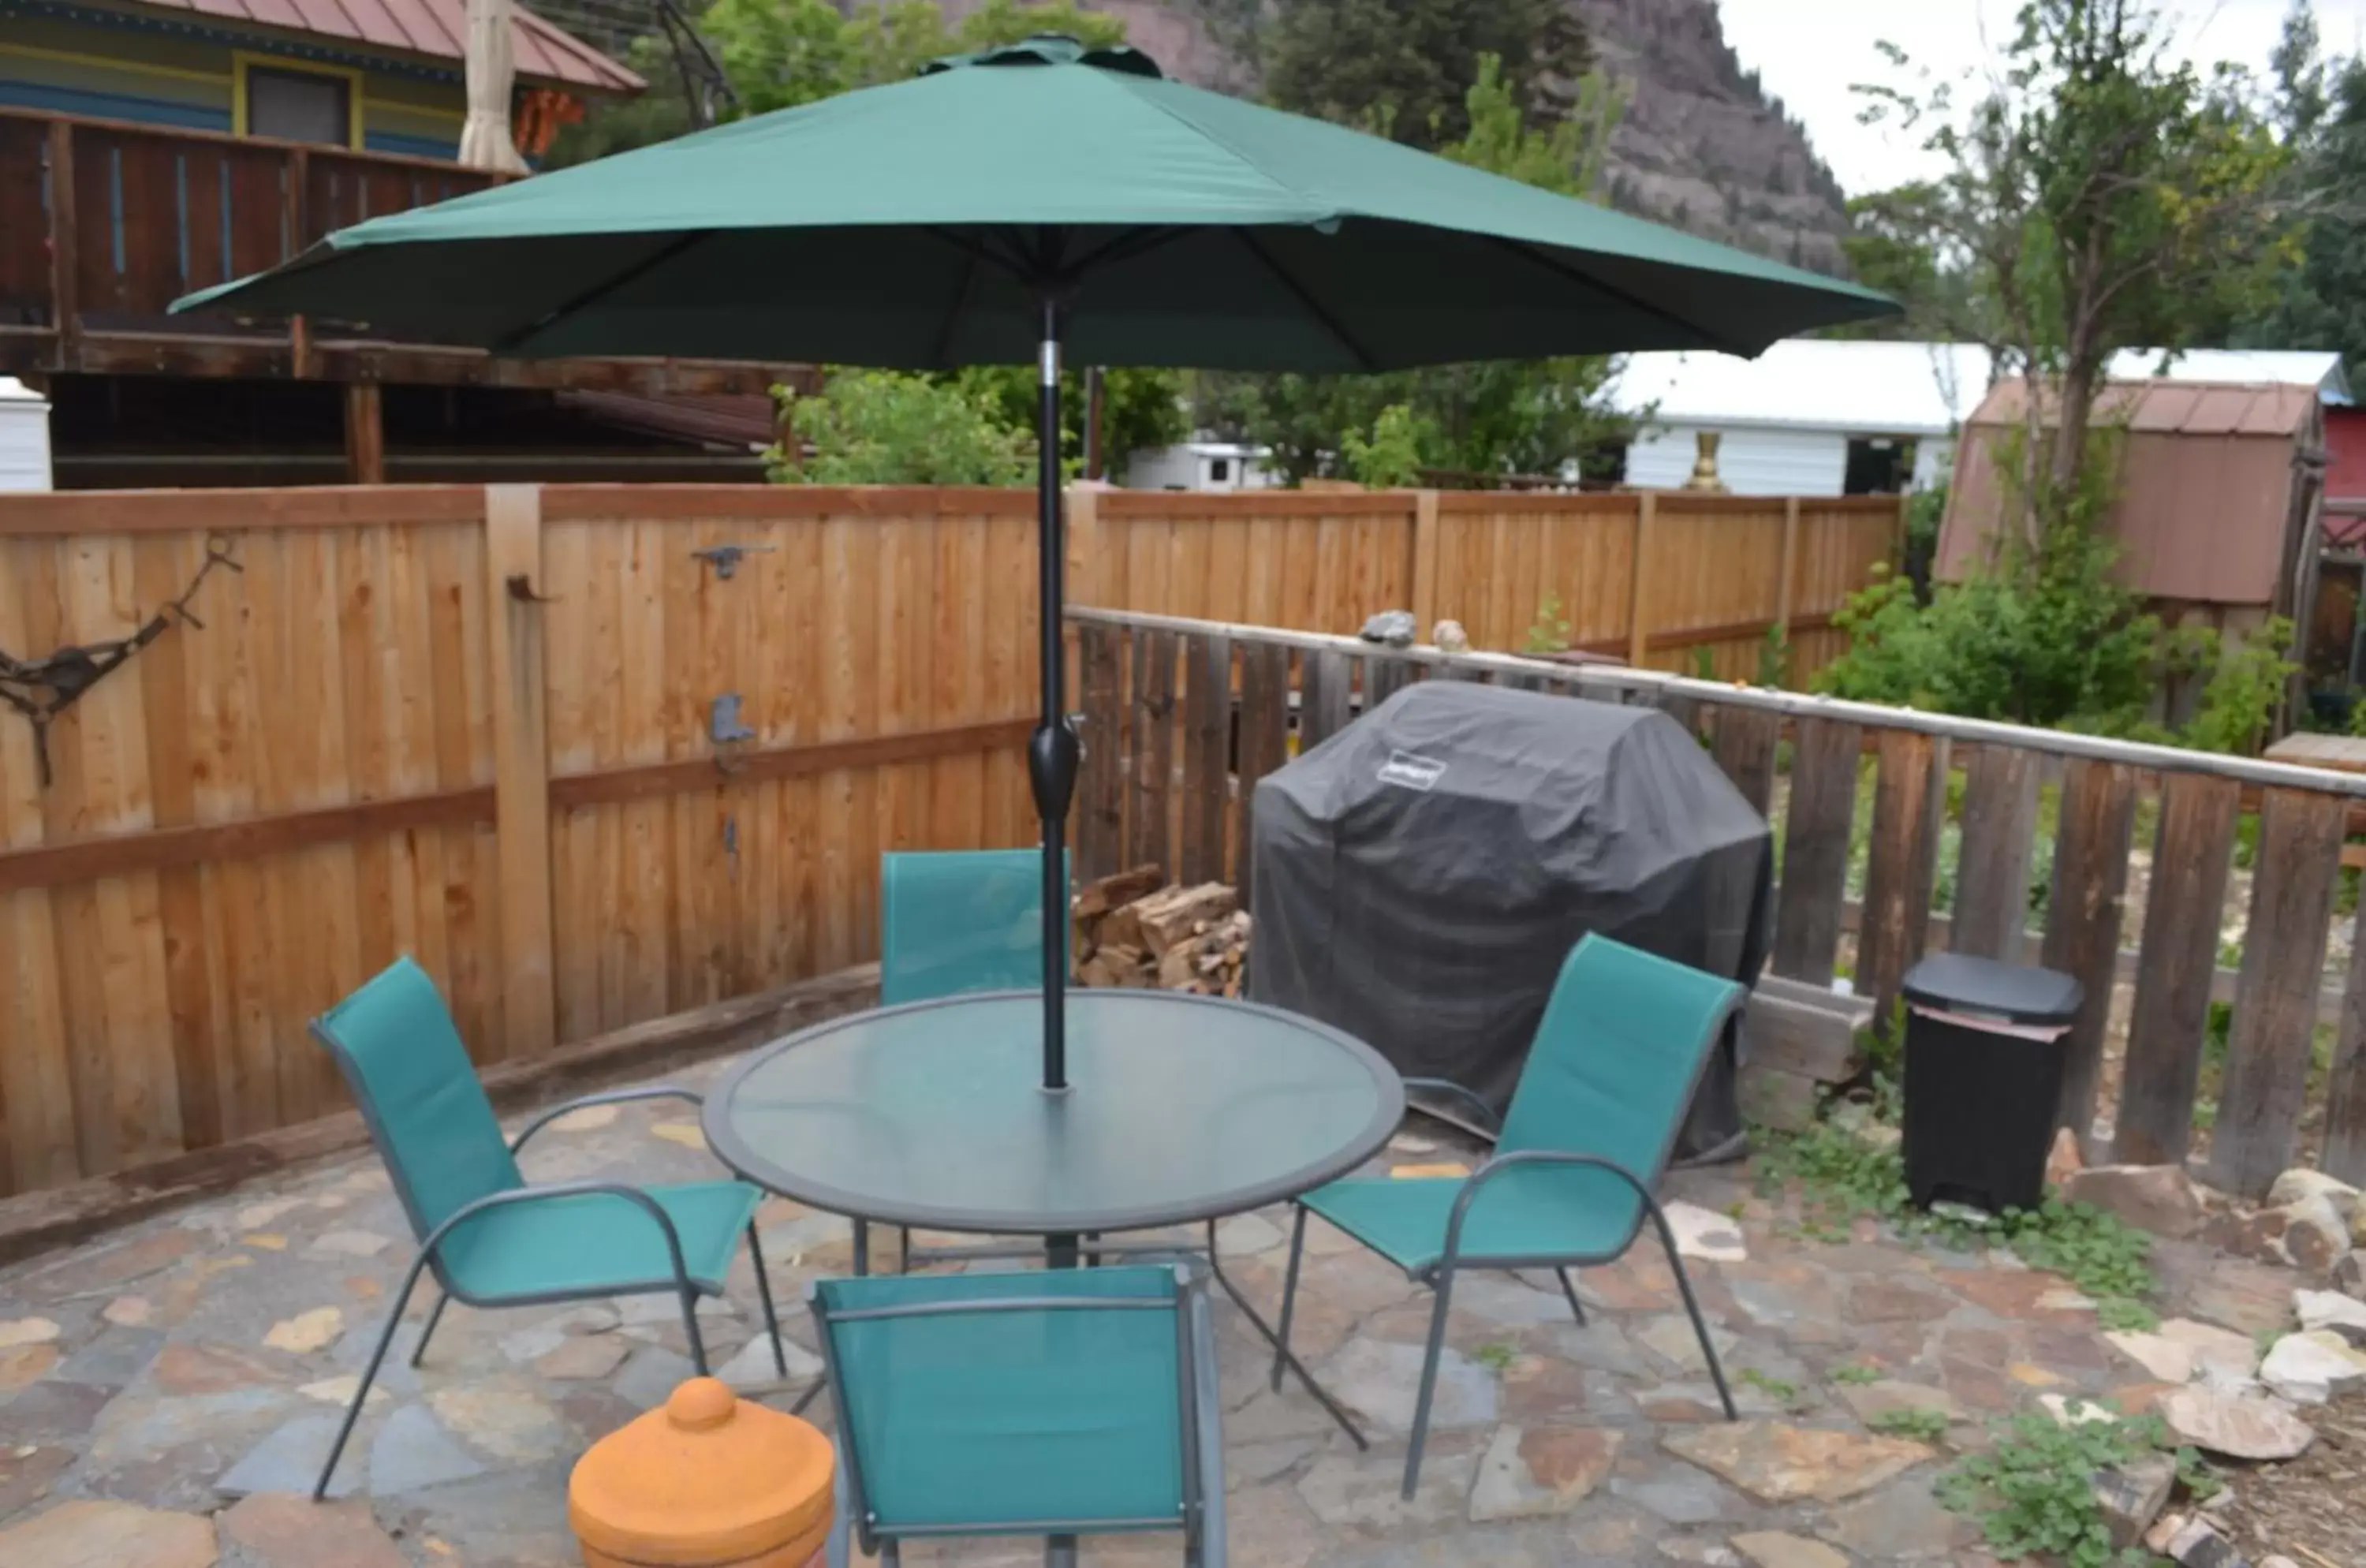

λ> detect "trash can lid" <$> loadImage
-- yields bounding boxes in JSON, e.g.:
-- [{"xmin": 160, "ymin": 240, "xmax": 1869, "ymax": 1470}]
[
  {"xmin": 569, "ymin": 1376, "xmax": 835, "ymax": 1566},
  {"xmin": 1901, "ymin": 952, "xmax": 2082, "ymax": 1026}
]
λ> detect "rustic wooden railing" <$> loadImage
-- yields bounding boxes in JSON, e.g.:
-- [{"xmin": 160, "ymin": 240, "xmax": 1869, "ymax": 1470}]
[
  {"xmin": 0, "ymin": 107, "xmax": 787, "ymax": 394},
  {"xmin": 1069, "ymin": 604, "xmax": 2366, "ymax": 1200}
]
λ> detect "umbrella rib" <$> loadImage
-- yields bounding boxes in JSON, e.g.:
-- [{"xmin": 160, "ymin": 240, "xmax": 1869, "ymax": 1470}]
[
  {"xmin": 491, "ymin": 229, "xmax": 716, "ymax": 354},
  {"xmin": 1483, "ymin": 235, "xmax": 1751, "ymax": 357},
  {"xmin": 1232, "ymin": 230, "xmax": 1380, "ymax": 373}
]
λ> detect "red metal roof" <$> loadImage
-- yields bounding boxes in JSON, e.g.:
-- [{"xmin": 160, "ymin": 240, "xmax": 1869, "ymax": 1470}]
[{"xmin": 129, "ymin": 0, "xmax": 644, "ymax": 94}]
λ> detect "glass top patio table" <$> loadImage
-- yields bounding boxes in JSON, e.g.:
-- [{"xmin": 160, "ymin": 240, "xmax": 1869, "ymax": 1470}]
[{"xmin": 703, "ymin": 989, "xmax": 1405, "ymax": 1235}]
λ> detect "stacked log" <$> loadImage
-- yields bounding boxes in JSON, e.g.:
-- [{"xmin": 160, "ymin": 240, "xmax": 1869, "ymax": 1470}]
[{"xmin": 1073, "ymin": 867, "xmax": 1249, "ymax": 997}]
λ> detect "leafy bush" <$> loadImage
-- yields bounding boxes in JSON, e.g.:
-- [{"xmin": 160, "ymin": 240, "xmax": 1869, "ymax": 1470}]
[
  {"xmin": 2179, "ymin": 615, "xmax": 2298, "ymax": 756},
  {"xmin": 1939, "ymin": 1410, "xmax": 2205, "ymax": 1568},
  {"xmin": 1340, "ymin": 402, "xmax": 1432, "ymax": 487},
  {"xmin": 770, "ymin": 371, "xmax": 1034, "ymax": 485},
  {"xmin": 1522, "ymin": 595, "xmax": 1573, "ymax": 655}
]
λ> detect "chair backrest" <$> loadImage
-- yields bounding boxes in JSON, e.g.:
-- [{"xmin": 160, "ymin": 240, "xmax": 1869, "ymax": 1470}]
[
  {"xmin": 1498, "ymin": 935, "xmax": 1746, "ymax": 1186},
  {"xmin": 312, "ymin": 956, "xmax": 521, "ymax": 1244},
  {"xmin": 879, "ymin": 849, "xmax": 1061, "ymax": 1005},
  {"xmin": 811, "ymin": 1265, "xmax": 1196, "ymax": 1541}
]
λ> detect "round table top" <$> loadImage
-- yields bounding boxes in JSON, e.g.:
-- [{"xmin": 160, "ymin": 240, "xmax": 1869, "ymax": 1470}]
[{"xmin": 703, "ymin": 989, "xmax": 1405, "ymax": 1234}]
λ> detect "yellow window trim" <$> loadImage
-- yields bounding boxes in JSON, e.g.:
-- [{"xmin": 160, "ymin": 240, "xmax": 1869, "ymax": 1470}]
[{"xmin": 233, "ymin": 51, "xmax": 364, "ymax": 150}]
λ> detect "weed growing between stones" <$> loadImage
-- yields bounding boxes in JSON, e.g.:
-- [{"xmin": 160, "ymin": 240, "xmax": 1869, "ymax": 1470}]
[
  {"xmin": 1936, "ymin": 1409, "xmax": 2206, "ymax": 1568},
  {"xmin": 1868, "ymin": 1406, "xmax": 1952, "ymax": 1443}
]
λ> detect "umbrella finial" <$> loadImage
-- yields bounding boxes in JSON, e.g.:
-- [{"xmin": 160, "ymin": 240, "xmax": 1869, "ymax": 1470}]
[{"xmin": 921, "ymin": 33, "xmax": 1165, "ymax": 80}]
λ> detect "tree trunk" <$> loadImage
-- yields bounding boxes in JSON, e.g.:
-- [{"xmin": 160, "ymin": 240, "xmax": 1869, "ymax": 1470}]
[{"xmin": 2048, "ymin": 354, "xmax": 2099, "ymax": 502}]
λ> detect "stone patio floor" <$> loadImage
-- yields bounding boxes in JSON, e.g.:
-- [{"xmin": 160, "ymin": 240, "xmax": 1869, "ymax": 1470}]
[{"xmin": 0, "ymin": 1047, "xmax": 2313, "ymax": 1568}]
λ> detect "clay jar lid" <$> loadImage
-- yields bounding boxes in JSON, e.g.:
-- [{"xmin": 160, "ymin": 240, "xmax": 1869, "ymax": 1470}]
[{"xmin": 569, "ymin": 1376, "xmax": 836, "ymax": 1566}]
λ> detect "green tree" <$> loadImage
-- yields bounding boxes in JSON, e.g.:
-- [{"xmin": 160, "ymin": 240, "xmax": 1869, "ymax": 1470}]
[
  {"xmin": 957, "ymin": 365, "xmax": 1188, "ymax": 478},
  {"xmin": 1197, "ymin": 55, "xmax": 1629, "ymax": 484},
  {"xmin": 2237, "ymin": 12, "xmax": 2366, "ymax": 383},
  {"xmin": 550, "ymin": 0, "xmax": 1129, "ymax": 165},
  {"xmin": 1339, "ymin": 403, "xmax": 1432, "ymax": 486},
  {"xmin": 771, "ymin": 371, "xmax": 1034, "ymax": 485},
  {"xmin": 1857, "ymin": 0, "xmax": 2294, "ymax": 500},
  {"xmin": 1253, "ymin": 0, "xmax": 1591, "ymax": 151}
]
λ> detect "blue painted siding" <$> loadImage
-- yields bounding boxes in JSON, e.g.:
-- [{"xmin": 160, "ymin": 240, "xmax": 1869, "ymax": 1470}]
[
  {"xmin": 366, "ymin": 130, "xmax": 458, "ymax": 161},
  {"xmin": 0, "ymin": 80, "xmax": 231, "ymax": 132}
]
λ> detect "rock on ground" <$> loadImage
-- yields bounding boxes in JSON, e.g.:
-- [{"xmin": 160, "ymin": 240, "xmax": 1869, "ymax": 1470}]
[
  {"xmin": 0, "ymin": 1499, "xmax": 218, "ymax": 1568},
  {"xmin": 1661, "ymin": 1422, "xmax": 1933, "ymax": 1504},
  {"xmin": 2060, "ymin": 1165, "xmax": 2205, "ymax": 1239},
  {"xmin": 2160, "ymin": 1386, "xmax": 2316, "ymax": 1460}
]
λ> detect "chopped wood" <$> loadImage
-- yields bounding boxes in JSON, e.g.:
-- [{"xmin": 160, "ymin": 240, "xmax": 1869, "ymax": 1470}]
[
  {"xmin": 1072, "ymin": 879, "xmax": 1248, "ymax": 998},
  {"xmin": 1134, "ymin": 883, "xmax": 1239, "ymax": 956},
  {"xmin": 1073, "ymin": 864, "xmax": 1163, "ymax": 922}
]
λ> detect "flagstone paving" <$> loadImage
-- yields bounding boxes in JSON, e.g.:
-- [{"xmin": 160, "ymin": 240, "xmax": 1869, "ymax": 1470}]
[{"xmin": 0, "ymin": 1046, "xmax": 2312, "ymax": 1566}]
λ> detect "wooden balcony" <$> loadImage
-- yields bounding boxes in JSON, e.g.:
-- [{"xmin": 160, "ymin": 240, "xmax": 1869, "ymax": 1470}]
[{"xmin": 0, "ymin": 108, "xmax": 793, "ymax": 397}]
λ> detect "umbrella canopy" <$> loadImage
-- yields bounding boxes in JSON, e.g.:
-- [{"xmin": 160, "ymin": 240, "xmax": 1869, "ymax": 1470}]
[
  {"xmin": 179, "ymin": 37, "xmax": 1890, "ymax": 368},
  {"xmin": 180, "ymin": 35, "xmax": 1894, "ymax": 1097}
]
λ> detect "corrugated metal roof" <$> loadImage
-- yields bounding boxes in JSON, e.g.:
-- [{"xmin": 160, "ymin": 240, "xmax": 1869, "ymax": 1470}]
[
  {"xmin": 127, "ymin": 0, "xmax": 643, "ymax": 93},
  {"xmin": 1609, "ymin": 340, "xmax": 2351, "ymax": 435},
  {"xmin": 1969, "ymin": 379, "xmax": 2320, "ymax": 437}
]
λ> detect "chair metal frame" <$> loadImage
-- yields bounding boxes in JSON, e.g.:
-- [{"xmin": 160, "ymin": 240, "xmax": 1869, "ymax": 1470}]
[
  {"xmin": 1270, "ymin": 999, "xmax": 1745, "ymax": 1499},
  {"xmin": 307, "ymin": 1035, "xmax": 796, "ymax": 1501},
  {"xmin": 809, "ymin": 1264, "xmax": 1226, "ymax": 1568}
]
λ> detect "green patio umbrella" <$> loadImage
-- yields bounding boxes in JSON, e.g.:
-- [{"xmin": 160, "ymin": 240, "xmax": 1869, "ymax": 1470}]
[{"xmin": 177, "ymin": 35, "xmax": 1894, "ymax": 1091}]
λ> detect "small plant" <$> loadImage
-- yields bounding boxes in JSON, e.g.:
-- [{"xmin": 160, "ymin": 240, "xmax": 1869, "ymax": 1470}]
[
  {"xmin": 2095, "ymin": 1297, "xmax": 2159, "ymax": 1333},
  {"xmin": 1832, "ymin": 1363, "xmax": 1883, "ymax": 1386},
  {"xmin": 1738, "ymin": 1368, "xmax": 1800, "ymax": 1402},
  {"xmin": 1471, "ymin": 1341, "xmax": 1518, "ymax": 1373},
  {"xmin": 1868, "ymin": 1406, "xmax": 1951, "ymax": 1443},
  {"xmin": 1689, "ymin": 644, "xmax": 1719, "ymax": 681},
  {"xmin": 1756, "ymin": 620, "xmax": 1792, "ymax": 689},
  {"xmin": 1521, "ymin": 595, "xmax": 1573, "ymax": 655},
  {"xmin": 1939, "ymin": 1410, "xmax": 2197, "ymax": 1568}
]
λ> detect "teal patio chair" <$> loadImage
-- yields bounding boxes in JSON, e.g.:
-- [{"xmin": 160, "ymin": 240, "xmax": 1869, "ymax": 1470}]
[
  {"xmin": 810, "ymin": 1264, "xmax": 1224, "ymax": 1567},
  {"xmin": 879, "ymin": 848, "xmax": 1060, "ymax": 1006},
  {"xmin": 1271, "ymin": 935, "xmax": 1747, "ymax": 1498},
  {"xmin": 307, "ymin": 956, "xmax": 789, "ymax": 1499},
  {"xmin": 876, "ymin": 848, "xmax": 1060, "ymax": 1275}
]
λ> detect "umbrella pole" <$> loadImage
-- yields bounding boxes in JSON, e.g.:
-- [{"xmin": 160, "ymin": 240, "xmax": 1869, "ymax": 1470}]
[{"xmin": 1028, "ymin": 292, "xmax": 1078, "ymax": 1093}]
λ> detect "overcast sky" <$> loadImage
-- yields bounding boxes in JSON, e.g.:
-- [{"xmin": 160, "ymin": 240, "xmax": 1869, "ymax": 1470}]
[{"xmin": 1717, "ymin": 0, "xmax": 2366, "ymax": 195}]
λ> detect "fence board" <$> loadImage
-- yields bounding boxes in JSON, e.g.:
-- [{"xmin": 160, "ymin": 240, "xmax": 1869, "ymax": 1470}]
[
  {"xmin": 1951, "ymin": 745, "xmax": 2039, "ymax": 962},
  {"xmin": 1128, "ymin": 629, "xmax": 1176, "ymax": 878},
  {"xmin": 1709, "ymin": 707, "xmax": 1779, "ymax": 818},
  {"xmin": 2115, "ymin": 773, "xmax": 2241, "ymax": 1166},
  {"xmin": 1076, "ymin": 624, "xmax": 1123, "ymax": 881},
  {"xmin": 2040, "ymin": 760, "xmax": 2137, "ymax": 1148},
  {"xmin": 2327, "ymin": 907, "xmax": 2366, "ymax": 1185},
  {"xmin": 1303, "ymin": 649, "xmax": 1353, "ymax": 749},
  {"xmin": 1771, "ymin": 717, "xmax": 1860, "ymax": 984},
  {"xmin": 2207, "ymin": 788, "xmax": 2347, "ymax": 1197},
  {"xmin": 1858, "ymin": 730, "xmax": 1943, "ymax": 1021},
  {"xmin": 1179, "ymin": 634, "xmax": 1230, "ymax": 887},
  {"xmin": 1235, "ymin": 642, "xmax": 1290, "ymax": 909}
]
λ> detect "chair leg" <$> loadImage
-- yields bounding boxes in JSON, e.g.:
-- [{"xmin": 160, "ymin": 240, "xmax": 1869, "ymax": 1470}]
[
  {"xmin": 1554, "ymin": 1266, "xmax": 1588, "ymax": 1327},
  {"xmin": 1269, "ymin": 1205, "xmax": 1309, "ymax": 1393},
  {"xmin": 680, "ymin": 1285, "xmax": 710, "ymax": 1377},
  {"xmin": 746, "ymin": 1222, "xmax": 788, "ymax": 1379},
  {"xmin": 408, "ymin": 1289, "xmax": 450, "ymax": 1368},
  {"xmin": 1401, "ymin": 1266, "xmax": 1459, "ymax": 1501},
  {"xmin": 317, "ymin": 1251, "xmax": 430, "ymax": 1500},
  {"xmin": 1649, "ymin": 1204, "xmax": 1736, "ymax": 1421}
]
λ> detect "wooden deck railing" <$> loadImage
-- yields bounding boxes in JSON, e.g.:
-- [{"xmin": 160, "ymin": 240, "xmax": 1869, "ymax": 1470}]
[
  {"xmin": 1069, "ymin": 605, "xmax": 2366, "ymax": 1200},
  {"xmin": 0, "ymin": 107, "xmax": 789, "ymax": 394}
]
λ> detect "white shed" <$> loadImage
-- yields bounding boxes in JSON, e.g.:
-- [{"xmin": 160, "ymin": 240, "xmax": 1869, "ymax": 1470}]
[
  {"xmin": 0, "ymin": 377, "xmax": 52, "ymax": 492},
  {"xmin": 1123, "ymin": 439, "xmax": 1278, "ymax": 493},
  {"xmin": 1610, "ymin": 342, "xmax": 2351, "ymax": 498}
]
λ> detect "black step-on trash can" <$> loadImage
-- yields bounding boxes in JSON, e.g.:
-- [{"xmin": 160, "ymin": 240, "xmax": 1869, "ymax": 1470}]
[{"xmin": 1900, "ymin": 952, "xmax": 2084, "ymax": 1215}]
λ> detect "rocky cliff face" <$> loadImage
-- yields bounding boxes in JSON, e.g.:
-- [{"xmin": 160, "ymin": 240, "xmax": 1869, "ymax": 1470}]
[
  {"xmin": 1573, "ymin": 0, "xmax": 1851, "ymax": 272},
  {"xmin": 1023, "ymin": 0, "xmax": 1857, "ymax": 273}
]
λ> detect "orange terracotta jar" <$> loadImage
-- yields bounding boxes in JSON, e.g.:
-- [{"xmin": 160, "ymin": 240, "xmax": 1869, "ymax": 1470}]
[{"xmin": 569, "ymin": 1376, "xmax": 836, "ymax": 1568}]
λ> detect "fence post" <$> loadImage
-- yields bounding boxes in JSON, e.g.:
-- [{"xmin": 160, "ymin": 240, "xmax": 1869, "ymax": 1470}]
[
  {"xmin": 1410, "ymin": 490, "xmax": 1441, "ymax": 634},
  {"xmin": 484, "ymin": 483, "xmax": 558, "ymax": 1058},
  {"xmin": 1626, "ymin": 491, "xmax": 1655, "ymax": 667},
  {"xmin": 1774, "ymin": 495, "xmax": 1801, "ymax": 671}
]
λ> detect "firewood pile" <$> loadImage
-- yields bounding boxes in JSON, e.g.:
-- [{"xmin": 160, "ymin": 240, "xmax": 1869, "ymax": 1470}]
[{"xmin": 1072, "ymin": 866, "xmax": 1250, "ymax": 997}]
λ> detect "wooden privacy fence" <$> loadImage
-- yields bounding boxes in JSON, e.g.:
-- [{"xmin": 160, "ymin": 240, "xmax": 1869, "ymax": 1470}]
[
  {"xmin": 0, "ymin": 480, "xmax": 1890, "ymax": 1204},
  {"xmin": 1071, "ymin": 605, "xmax": 2366, "ymax": 1200},
  {"xmin": 1071, "ymin": 488, "xmax": 1900, "ymax": 681}
]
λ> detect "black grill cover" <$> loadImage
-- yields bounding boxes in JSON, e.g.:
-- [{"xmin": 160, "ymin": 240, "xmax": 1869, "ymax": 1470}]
[{"xmin": 1248, "ymin": 681, "xmax": 1772, "ymax": 1160}]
